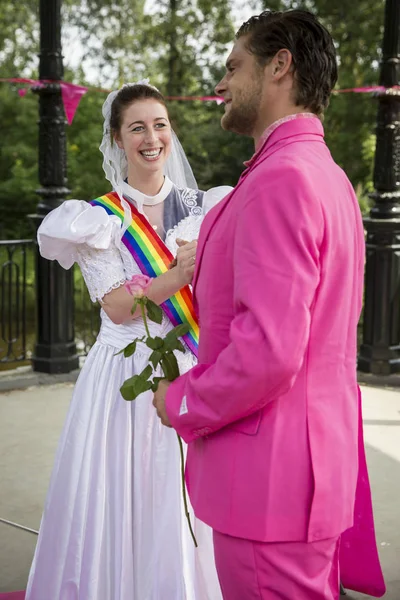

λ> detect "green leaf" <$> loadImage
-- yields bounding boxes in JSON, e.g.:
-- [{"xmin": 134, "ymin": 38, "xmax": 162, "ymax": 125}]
[
  {"xmin": 160, "ymin": 357, "xmax": 172, "ymax": 381},
  {"xmin": 146, "ymin": 299, "xmax": 163, "ymax": 324},
  {"xmin": 161, "ymin": 351, "xmax": 180, "ymax": 381},
  {"xmin": 165, "ymin": 323, "xmax": 190, "ymax": 342},
  {"xmin": 120, "ymin": 384, "xmax": 137, "ymax": 401},
  {"xmin": 163, "ymin": 337, "xmax": 185, "ymax": 353},
  {"xmin": 149, "ymin": 350, "xmax": 162, "ymax": 368},
  {"xmin": 146, "ymin": 336, "xmax": 164, "ymax": 350},
  {"xmin": 114, "ymin": 338, "xmax": 140, "ymax": 356},
  {"xmin": 167, "ymin": 352, "xmax": 179, "ymax": 376},
  {"xmin": 163, "ymin": 337, "xmax": 178, "ymax": 352},
  {"xmin": 120, "ymin": 373, "xmax": 153, "ymax": 401},
  {"xmin": 175, "ymin": 340, "xmax": 185, "ymax": 353},
  {"xmin": 130, "ymin": 298, "xmax": 140, "ymax": 315},
  {"xmin": 140, "ymin": 364, "xmax": 153, "ymax": 380},
  {"xmin": 163, "ymin": 324, "xmax": 190, "ymax": 352},
  {"xmin": 123, "ymin": 340, "xmax": 137, "ymax": 358},
  {"xmin": 121, "ymin": 374, "xmax": 139, "ymax": 387}
]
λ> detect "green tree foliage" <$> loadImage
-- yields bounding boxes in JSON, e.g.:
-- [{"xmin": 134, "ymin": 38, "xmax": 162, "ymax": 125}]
[
  {"xmin": 0, "ymin": 84, "xmax": 38, "ymax": 239},
  {"xmin": 0, "ymin": 0, "xmax": 387, "ymax": 239},
  {"xmin": 0, "ymin": 0, "xmax": 39, "ymax": 76},
  {"xmin": 63, "ymin": 0, "xmax": 148, "ymax": 85}
]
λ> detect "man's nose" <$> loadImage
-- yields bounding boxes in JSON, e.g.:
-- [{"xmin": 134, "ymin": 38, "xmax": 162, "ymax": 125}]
[{"xmin": 215, "ymin": 75, "xmax": 227, "ymax": 97}]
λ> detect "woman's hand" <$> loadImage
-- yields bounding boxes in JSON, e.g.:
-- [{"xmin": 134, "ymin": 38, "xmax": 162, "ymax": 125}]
[
  {"xmin": 102, "ymin": 239, "xmax": 197, "ymax": 324},
  {"xmin": 175, "ymin": 238, "xmax": 197, "ymax": 286}
]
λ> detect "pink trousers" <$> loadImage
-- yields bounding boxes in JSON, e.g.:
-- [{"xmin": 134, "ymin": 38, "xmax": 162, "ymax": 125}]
[{"xmin": 213, "ymin": 530, "xmax": 340, "ymax": 600}]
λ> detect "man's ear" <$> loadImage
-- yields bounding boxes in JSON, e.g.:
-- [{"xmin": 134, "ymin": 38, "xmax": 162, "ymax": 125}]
[{"xmin": 270, "ymin": 49, "xmax": 293, "ymax": 80}]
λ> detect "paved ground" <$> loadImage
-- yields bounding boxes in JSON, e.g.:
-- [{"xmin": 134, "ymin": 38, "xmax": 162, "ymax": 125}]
[{"xmin": 0, "ymin": 382, "xmax": 399, "ymax": 597}]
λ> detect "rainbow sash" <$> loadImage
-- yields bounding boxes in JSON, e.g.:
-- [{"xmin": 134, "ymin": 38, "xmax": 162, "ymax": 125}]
[{"xmin": 90, "ymin": 192, "xmax": 199, "ymax": 357}]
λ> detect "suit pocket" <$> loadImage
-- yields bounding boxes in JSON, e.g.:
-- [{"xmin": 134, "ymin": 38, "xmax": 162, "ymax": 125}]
[{"xmin": 227, "ymin": 409, "xmax": 262, "ymax": 435}]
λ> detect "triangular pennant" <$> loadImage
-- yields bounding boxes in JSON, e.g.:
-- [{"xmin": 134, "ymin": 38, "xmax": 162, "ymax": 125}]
[{"xmin": 60, "ymin": 82, "xmax": 88, "ymax": 125}]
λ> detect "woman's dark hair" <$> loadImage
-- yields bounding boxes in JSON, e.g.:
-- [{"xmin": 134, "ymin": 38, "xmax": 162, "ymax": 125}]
[
  {"xmin": 110, "ymin": 84, "xmax": 167, "ymax": 135},
  {"xmin": 236, "ymin": 10, "xmax": 338, "ymax": 116}
]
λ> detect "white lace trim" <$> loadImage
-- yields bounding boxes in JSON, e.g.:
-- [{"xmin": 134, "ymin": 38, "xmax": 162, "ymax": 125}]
[
  {"xmin": 177, "ymin": 187, "xmax": 203, "ymax": 216},
  {"xmin": 165, "ymin": 214, "xmax": 203, "ymax": 253},
  {"xmin": 98, "ymin": 278, "xmax": 128, "ymax": 304}
]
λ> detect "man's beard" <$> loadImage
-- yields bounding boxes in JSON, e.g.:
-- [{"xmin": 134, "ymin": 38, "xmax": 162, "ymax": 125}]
[{"xmin": 221, "ymin": 79, "xmax": 263, "ymax": 136}]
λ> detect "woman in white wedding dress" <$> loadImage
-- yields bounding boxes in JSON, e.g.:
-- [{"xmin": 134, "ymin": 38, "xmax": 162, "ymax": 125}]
[{"xmin": 25, "ymin": 81, "xmax": 231, "ymax": 600}]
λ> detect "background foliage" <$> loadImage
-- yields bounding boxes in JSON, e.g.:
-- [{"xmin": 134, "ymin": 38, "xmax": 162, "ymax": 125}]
[{"xmin": 0, "ymin": 0, "xmax": 385, "ymax": 239}]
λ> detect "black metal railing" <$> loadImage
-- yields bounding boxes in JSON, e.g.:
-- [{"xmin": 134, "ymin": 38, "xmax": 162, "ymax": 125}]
[
  {"xmin": 0, "ymin": 240, "xmax": 35, "ymax": 365},
  {"xmin": 0, "ymin": 239, "xmax": 101, "ymax": 368}
]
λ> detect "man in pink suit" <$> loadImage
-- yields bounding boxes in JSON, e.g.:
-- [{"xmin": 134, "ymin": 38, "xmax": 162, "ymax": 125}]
[{"xmin": 154, "ymin": 9, "xmax": 384, "ymax": 599}]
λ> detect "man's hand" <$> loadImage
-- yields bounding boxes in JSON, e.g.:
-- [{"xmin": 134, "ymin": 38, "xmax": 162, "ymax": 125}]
[{"xmin": 153, "ymin": 379, "xmax": 173, "ymax": 427}]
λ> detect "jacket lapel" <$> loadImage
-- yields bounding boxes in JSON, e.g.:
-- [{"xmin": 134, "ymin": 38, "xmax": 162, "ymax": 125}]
[
  {"xmin": 192, "ymin": 190, "xmax": 233, "ymax": 294},
  {"xmin": 192, "ymin": 171, "xmax": 251, "ymax": 296},
  {"xmin": 192, "ymin": 120, "xmax": 326, "ymax": 296}
]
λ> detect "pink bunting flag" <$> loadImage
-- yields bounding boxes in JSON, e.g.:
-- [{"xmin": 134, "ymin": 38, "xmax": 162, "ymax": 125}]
[
  {"xmin": 60, "ymin": 82, "xmax": 88, "ymax": 125},
  {"xmin": 1, "ymin": 78, "xmax": 400, "ymax": 127}
]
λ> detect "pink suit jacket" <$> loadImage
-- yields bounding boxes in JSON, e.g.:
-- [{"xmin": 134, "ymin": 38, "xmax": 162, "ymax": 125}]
[{"xmin": 166, "ymin": 118, "xmax": 365, "ymax": 543}]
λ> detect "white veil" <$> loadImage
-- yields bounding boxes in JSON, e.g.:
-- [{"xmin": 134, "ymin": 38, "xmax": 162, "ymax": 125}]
[{"xmin": 99, "ymin": 80, "xmax": 198, "ymax": 228}]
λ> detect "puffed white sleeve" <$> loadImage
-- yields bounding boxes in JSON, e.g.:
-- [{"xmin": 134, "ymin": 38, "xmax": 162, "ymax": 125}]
[
  {"xmin": 202, "ymin": 185, "xmax": 233, "ymax": 214},
  {"xmin": 37, "ymin": 200, "xmax": 128, "ymax": 302}
]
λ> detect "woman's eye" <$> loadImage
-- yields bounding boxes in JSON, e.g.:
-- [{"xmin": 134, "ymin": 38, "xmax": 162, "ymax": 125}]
[
  {"xmin": 130, "ymin": 126, "xmax": 144, "ymax": 133},
  {"xmin": 155, "ymin": 123, "xmax": 167, "ymax": 129}
]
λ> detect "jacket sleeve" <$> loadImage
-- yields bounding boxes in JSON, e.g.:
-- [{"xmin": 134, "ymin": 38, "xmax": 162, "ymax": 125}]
[{"xmin": 165, "ymin": 167, "xmax": 323, "ymax": 443}]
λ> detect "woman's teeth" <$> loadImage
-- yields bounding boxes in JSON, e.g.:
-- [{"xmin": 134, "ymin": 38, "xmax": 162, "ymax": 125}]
[{"xmin": 140, "ymin": 149, "xmax": 162, "ymax": 160}]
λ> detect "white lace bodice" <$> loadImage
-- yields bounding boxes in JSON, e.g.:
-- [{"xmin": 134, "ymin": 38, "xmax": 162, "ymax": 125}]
[
  {"xmin": 165, "ymin": 214, "xmax": 204, "ymax": 258},
  {"xmin": 74, "ymin": 211, "xmax": 204, "ymax": 305},
  {"xmin": 37, "ymin": 186, "xmax": 232, "ymax": 361}
]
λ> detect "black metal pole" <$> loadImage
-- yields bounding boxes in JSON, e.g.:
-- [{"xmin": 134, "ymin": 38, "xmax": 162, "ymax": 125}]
[
  {"xmin": 358, "ymin": 0, "xmax": 400, "ymax": 375},
  {"xmin": 31, "ymin": 0, "xmax": 79, "ymax": 373}
]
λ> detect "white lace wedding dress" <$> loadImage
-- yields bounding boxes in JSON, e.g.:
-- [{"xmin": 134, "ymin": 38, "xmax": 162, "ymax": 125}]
[{"xmin": 25, "ymin": 182, "xmax": 231, "ymax": 600}]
